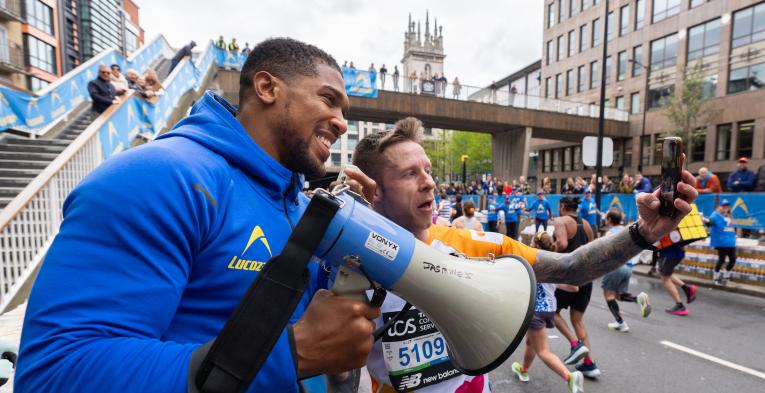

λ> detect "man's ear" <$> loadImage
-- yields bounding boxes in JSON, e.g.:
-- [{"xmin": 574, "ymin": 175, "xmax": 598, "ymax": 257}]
[
  {"xmin": 372, "ymin": 181, "xmax": 384, "ymax": 205},
  {"xmin": 252, "ymin": 71, "xmax": 280, "ymax": 105}
]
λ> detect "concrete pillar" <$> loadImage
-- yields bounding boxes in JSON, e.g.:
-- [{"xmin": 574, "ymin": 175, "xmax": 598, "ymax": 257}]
[{"xmin": 492, "ymin": 127, "xmax": 531, "ymax": 182}]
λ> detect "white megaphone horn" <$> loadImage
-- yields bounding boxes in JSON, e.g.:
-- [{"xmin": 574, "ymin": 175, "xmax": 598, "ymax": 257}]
[{"xmin": 310, "ymin": 189, "xmax": 536, "ymax": 375}]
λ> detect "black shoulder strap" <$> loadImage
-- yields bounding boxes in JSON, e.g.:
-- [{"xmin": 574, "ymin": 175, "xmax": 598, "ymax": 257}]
[{"xmin": 194, "ymin": 191, "xmax": 341, "ymax": 393}]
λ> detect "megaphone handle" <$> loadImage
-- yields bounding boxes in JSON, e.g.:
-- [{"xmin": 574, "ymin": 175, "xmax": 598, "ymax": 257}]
[
  {"xmin": 372, "ymin": 302, "xmax": 412, "ymax": 342},
  {"xmin": 331, "ymin": 265, "xmax": 386, "ymax": 306}
]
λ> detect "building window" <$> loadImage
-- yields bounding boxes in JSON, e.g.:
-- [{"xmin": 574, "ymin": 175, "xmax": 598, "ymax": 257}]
[
  {"xmin": 546, "ymin": 40, "xmax": 553, "ymax": 65},
  {"xmin": 557, "ymin": 35, "xmax": 564, "ymax": 61},
  {"xmin": 548, "ymin": 3, "xmax": 556, "ymax": 28},
  {"xmin": 579, "ymin": 24, "xmax": 588, "ymax": 52},
  {"xmin": 630, "ymin": 92, "xmax": 641, "ymax": 114},
  {"xmin": 607, "ymin": 11, "xmax": 615, "ymax": 41},
  {"xmin": 635, "ymin": 0, "xmax": 645, "ymax": 29},
  {"xmin": 649, "ymin": 85, "xmax": 674, "ymax": 108},
  {"xmin": 566, "ymin": 69, "xmax": 574, "ymax": 96},
  {"xmin": 556, "ymin": 73, "xmax": 563, "ymax": 98},
  {"xmin": 687, "ymin": 18, "xmax": 720, "ymax": 60},
  {"xmin": 26, "ymin": 76, "xmax": 49, "ymax": 92},
  {"xmin": 564, "ymin": 147, "xmax": 573, "ymax": 171},
  {"xmin": 690, "ymin": 0, "xmax": 706, "ymax": 8},
  {"xmin": 605, "ymin": 56, "xmax": 612, "ymax": 85},
  {"xmin": 738, "ymin": 121, "xmax": 755, "ymax": 159},
  {"xmin": 590, "ymin": 60, "xmax": 599, "ymax": 89},
  {"xmin": 650, "ymin": 33, "xmax": 678, "ymax": 72},
  {"xmin": 691, "ymin": 129, "xmax": 706, "ymax": 162},
  {"xmin": 617, "ymin": 51, "xmax": 627, "ymax": 81},
  {"xmin": 545, "ymin": 77, "xmax": 552, "ymax": 98},
  {"xmin": 570, "ymin": 0, "xmax": 578, "ymax": 17},
  {"xmin": 559, "ymin": 0, "xmax": 566, "ymax": 23},
  {"xmin": 543, "ymin": 150, "xmax": 552, "ymax": 172},
  {"xmin": 331, "ymin": 152, "xmax": 341, "ymax": 166},
  {"xmin": 578, "ymin": 65, "xmax": 586, "ymax": 92},
  {"xmin": 653, "ymin": 0, "xmax": 681, "ymax": 23},
  {"xmin": 552, "ymin": 149, "xmax": 561, "ymax": 172},
  {"xmin": 592, "ymin": 18, "xmax": 601, "ymax": 47},
  {"xmin": 732, "ymin": 3, "xmax": 765, "ymax": 48},
  {"xmin": 620, "ymin": 5, "xmax": 630, "ymax": 36},
  {"xmin": 573, "ymin": 145, "xmax": 583, "ymax": 170},
  {"xmin": 624, "ymin": 140, "xmax": 633, "ymax": 168},
  {"xmin": 615, "ymin": 95, "xmax": 625, "ymax": 110},
  {"xmin": 728, "ymin": 63, "xmax": 765, "ymax": 94},
  {"xmin": 347, "ymin": 132, "xmax": 359, "ymax": 150},
  {"xmin": 641, "ymin": 135, "xmax": 652, "ymax": 166},
  {"xmin": 24, "ymin": 34, "xmax": 56, "ymax": 74},
  {"xmin": 653, "ymin": 134, "xmax": 667, "ymax": 166},
  {"xmin": 568, "ymin": 30, "xmax": 576, "ymax": 57},
  {"xmin": 632, "ymin": 45, "xmax": 643, "ymax": 77},
  {"xmin": 24, "ymin": 0, "xmax": 54, "ymax": 36},
  {"xmin": 716, "ymin": 124, "xmax": 732, "ymax": 161},
  {"xmin": 702, "ymin": 75, "xmax": 717, "ymax": 99}
]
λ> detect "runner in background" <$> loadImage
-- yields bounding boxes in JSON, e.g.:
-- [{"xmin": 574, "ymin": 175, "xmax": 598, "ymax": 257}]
[{"xmin": 657, "ymin": 244, "xmax": 696, "ymax": 316}]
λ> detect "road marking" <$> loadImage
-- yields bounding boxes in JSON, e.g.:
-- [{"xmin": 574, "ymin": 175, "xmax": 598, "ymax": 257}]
[{"xmin": 660, "ymin": 340, "xmax": 765, "ymax": 380}]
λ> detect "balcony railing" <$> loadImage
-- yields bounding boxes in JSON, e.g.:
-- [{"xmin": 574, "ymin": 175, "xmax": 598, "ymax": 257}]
[{"xmin": 0, "ymin": 0, "xmax": 23, "ymax": 21}]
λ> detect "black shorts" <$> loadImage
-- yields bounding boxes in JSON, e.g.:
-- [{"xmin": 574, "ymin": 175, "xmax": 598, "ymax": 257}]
[
  {"xmin": 555, "ymin": 282, "xmax": 593, "ymax": 313},
  {"xmin": 529, "ymin": 311, "xmax": 556, "ymax": 330},
  {"xmin": 658, "ymin": 256, "xmax": 682, "ymax": 277}
]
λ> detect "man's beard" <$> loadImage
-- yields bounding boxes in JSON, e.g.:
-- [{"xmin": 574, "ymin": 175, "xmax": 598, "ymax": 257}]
[{"xmin": 276, "ymin": 105, "xmax": 326, "ymax": 179}]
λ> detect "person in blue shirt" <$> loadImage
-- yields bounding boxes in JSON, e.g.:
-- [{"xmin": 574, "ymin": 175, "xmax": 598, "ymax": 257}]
[
  {"xmin": 503, "ymin": 190, "xmax": 524, "ymax": 239},
  {"xmin": 709, "ymin": 199, "xmax": 737, "ymax": 285},
  {"xmin": 633, "ymin": 172, "xmax": 653, "ymax": 193},
  {"xmin": 527, "ymin": 191, "xmax": 553, "ymax": 232},
  {"xmin": 657, "ymin": 243, "xmax": 695, "ymax": 316},
  {"xmin": 16, "ymin": 38, "xmax": 380, "ymax": 393},
  {"xmin": 726, "ymin": 157, "xmax": 756, "ymax": 192},
  {"xmin": 486, "ymin": 194, "xmax": 500, "ymax": 232},
  {"xmin": 578, "ymin": 189, "xmax": 599, "ymax": 234}
]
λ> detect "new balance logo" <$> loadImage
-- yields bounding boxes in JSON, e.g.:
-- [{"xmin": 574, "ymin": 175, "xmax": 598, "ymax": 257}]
[{"xmin": 398, "ymin": 373, "xmax": 422, "ymax": 390}]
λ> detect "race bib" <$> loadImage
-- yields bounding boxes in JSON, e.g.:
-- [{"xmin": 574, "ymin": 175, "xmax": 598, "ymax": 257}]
[{"xmin": 381, "ymin": 308, "xmax": 460, "ymax": 392}]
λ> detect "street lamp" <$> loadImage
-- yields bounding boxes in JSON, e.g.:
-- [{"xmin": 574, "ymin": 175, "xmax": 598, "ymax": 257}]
[{"xmin": 628, "ymin": 58, "xmax": 650, "ymax": 173}]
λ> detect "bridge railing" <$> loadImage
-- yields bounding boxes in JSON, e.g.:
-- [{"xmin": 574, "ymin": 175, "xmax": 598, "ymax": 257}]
[{"xmin": 0, "ymin": 39, "xmax": 217, "ymax": 312}]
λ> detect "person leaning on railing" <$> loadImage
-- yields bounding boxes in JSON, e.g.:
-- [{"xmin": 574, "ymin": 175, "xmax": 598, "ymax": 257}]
[
  {"xmin": 88, "ymin": 64, "xmax": 121, "ymax": 114},
  {"xmin": 124, "ymin": 69, "xmax": 156, "ymax": 99}
]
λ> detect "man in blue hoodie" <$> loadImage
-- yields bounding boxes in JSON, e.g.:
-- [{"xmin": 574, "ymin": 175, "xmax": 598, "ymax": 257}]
[{"xmin": 16, "ymin": 38, "xmax": 380, "ymax": 393}]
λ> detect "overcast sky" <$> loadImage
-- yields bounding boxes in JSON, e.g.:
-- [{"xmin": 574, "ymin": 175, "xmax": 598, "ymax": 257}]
[{"xmin": 137, "ymin": 0, "xmax": 542, "ymax": 88}]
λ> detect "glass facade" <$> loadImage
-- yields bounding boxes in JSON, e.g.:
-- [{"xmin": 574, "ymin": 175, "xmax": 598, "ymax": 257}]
[
  {"xmin": 25, "ymin": 0, "xmax": 54, "ymax": 35},
  {"xmin": 80, "ymin": 0, "xmax": 124, "ymax": 59},
  {"xmin": 732, "ymin": 2, "xmax": 765, "ymax": 48},
  {"xmin": 650, "ymin": 33, "xmax": 678, "ymax": 72},
  {"xmin": 632, "ymin": 45, "xmax": 643, "ymax": 77},
  {"xmin": 630, "ymin": 92, "xmax": 640, "ymax": 114},
  {"xmin": 687, "ymin": 18, "xmax": 720, "ymax": 60},
  {"xmin": 653, "ymin": 0, "xmax": 681, "ymax": 23},
  {"xmin": 620, "ymin": 5, "xmax": 630, "ymax": 36},
  {"xmin": 25, "ymin": 34, "xmax": 56, "ymax": 74},
  {"xmin": 728, "ymin": 63, "xmax": 765, "ymax": 94},
  {"xmin": 716, "ymin": 124, "xmax": 732, "ymax": 161},
  {"xmin": 738, "ymin": 121, "xmax": 754, "ymax": 159}
]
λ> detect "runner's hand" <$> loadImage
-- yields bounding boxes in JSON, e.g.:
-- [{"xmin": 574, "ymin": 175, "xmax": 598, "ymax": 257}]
[
  {"xmin": 293, "ymin": 289, "xmax": 380, "ymax": 376},
  {"xmin": 331, "ymin": 166, "xmax": 377, "ymax": 205},
  {"xmin": 635, "ymin": 169, "xmax": 697, "ymax": 243}
]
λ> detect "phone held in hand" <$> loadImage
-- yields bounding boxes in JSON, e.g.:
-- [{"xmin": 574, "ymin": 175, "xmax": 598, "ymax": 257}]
[{"xmin": 659, "ymin": 137, "xmax": 684, "ymax": 218}]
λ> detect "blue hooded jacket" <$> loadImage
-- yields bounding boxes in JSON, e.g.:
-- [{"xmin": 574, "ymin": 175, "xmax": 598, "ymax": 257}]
[{"xmin": 16, "ymin": 92, "xmax": 323, "ymax": 392}]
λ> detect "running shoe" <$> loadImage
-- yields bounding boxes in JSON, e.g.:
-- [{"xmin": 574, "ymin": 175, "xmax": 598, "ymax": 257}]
[
  {"xmin": 563, "ymin": 342, "xmax": 590, "ymax": 365},
  {"xmin": 511, "ymin": 361, "xmax": 529, "ymax": 382},
  {"xmin": 575, "ymin": 362, "xmax": 601, "ymax": 379},
  {"xmin": 683, "ymin": 284, "xmax": 697, "ymax": 304},
  {"xmin": 607, "ymin": 321, "xmax": 630, "ymax": 332},
  {"xmin": 637, "ymin": 291, "xmax": 651, "ymax": 318},
  {"xmin": 666, "ymin": 303, "xmax": 688, "ymax": 316},
  {"xmin": 568, "ymin": 371, "xmax": 584, "ymax": 393}
]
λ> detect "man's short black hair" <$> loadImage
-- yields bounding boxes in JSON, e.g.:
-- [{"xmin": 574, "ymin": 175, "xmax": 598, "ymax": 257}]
[
  {"xmin": 111, "ymin": 64, "xmax": 120, "ymax": 70},
  {"xmin": 239, "ymin": 37, "xmax": 341, "ymax": 105}
]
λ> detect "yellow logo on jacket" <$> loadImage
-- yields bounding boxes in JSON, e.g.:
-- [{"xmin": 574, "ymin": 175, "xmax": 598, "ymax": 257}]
[{"xmin": 227, "ymin": 226, "xmax": 273, "ymax": 272}]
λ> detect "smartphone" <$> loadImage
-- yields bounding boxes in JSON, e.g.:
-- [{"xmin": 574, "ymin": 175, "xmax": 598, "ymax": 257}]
[{"xmin": 659, "ymin": 137, "xmax": 684, "ymax": 218}]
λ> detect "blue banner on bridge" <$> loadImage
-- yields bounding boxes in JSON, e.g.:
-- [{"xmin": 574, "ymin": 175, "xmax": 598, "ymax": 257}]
[
  {"xmin": 0, "ymin": 37, "xmax": 165, "ymax": 134},
  {"xmin": 342, "ymin": 68, "xmax": 378, "ymax": 98}
]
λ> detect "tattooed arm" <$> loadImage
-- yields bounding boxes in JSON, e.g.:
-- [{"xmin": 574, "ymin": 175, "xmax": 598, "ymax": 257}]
[
  {"xmin": 533, "ymin": 169, "xmax": 699, "ymax": 285},
  {"xmin": 533, "ymin": 227, "xmax": 643, "ymax": 285}
]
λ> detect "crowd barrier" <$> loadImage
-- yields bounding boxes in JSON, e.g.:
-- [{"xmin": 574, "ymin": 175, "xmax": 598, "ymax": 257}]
[
  {"xmin": 436, "ymin": 193, "xmax": 765, "ymax": 230},
  {"xmin": 0, "ymin": 36, "xmax": 169, "ymax": 134}
]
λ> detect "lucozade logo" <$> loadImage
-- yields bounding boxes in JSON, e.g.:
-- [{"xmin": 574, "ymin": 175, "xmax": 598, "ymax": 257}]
[{"xmin": 227, "ymin": 226, "xmax": 273, "ymax": 272}]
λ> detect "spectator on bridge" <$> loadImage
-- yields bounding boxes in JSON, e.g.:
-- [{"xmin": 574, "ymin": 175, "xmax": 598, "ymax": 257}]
[
  {"xmin": 617, "ymin": 174, "xmax": 633, "ymax": 193},
  {"xmin": 241, "ymin": 42, "xmax": 251, "ymax": 57},
  {"xmin": 124, "ymin": 69, "xmax": 155, "ymax": 99},
  {"xmin": 710, "ymin": 199, "xmax": 737, "ymax": 285},
  {"xmin": 439, "ymin": 74, "xmax": 448, "ymax": 97},
  {"xmin": 509, "ymin": 84, "xmax": 518, "ymax": 106},
  {"xmin": 562, "ymin": 177, "xmax": 576, "ymax": 194},
  {"xmin": 409, "ymin": 70, "xmax": 417, "ymax": 93},
  {"xmin": 88, "ymin": 64, "xmax": 120, "ymax": 114},
  {"xmin": 228, "ymin": 37, "xmax": 239, "ymax": 52},
  {"xmin": 601, "ymin": 176, "xmax": 614, "ymax": 193},
  {"xmin": 169, "ymin": 40, "xmax": 196, "ymax": 74},
  {"xmin": 379, "ymin": 64, "xmax": 387, "ymax": 89},
  {"xmin": 633, "ymin": 172, "xmax": 653, "ymax": 193},
  {"xmin": 368, "ymin": 63, "xmax": 375, "ymax": 74},
  {"xmin": 342, "ymin": 60, "xmax": 348, "ymax": 69},
  {"xmin": 489, "ymin": 80, "xmax": 498, "ymax": 104},
  {"xmin": 143, "ymin": 69, "xmax": 164, "ymax": 96},
  {"xmin": 432, "ymin": 73, "xmax": 441, "ymax": 96},
  {"xmin": 726, "ymin": 157, "xmax": 756, "ymax": 192},
  {"xmin": 214, "ymin": 35, "xmax": 225, "ymax": 50},
  {"xmin": 452, "ymin": 76, "xmax": 461, "ymax": 99},
  {"xmin": 695, "ymin": 167, "xmax": 721, "ymax": 194},
  {"xmin": 109, "ymin": 64, "xmax": 128, "ymax": 94},
  {"xmin": 392, "ymin": 65, "xmax": 399, "ymax": 91},
  {"xmin": 349, "ymin": 61, "xmax": 355, "ymax": 69}
]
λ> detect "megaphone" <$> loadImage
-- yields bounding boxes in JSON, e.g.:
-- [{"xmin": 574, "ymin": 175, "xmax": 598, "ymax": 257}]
[{"xmin": 311, "ymin": 189, "xmax": 536, "ymax": 375}]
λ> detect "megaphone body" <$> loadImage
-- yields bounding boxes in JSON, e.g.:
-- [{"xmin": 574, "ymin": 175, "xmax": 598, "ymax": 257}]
[{"xmin": 310, "ymin": 190, "xmax": 536, "ymax": 375}]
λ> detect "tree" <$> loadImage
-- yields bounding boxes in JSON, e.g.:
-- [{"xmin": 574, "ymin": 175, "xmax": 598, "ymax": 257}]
[
  {"xmin": 422, "ymin": 130, "xmax": 492, "ymax": 184},
  {"xmin": 662, "ymin": 61, "xmax": 719, "ymax": 161}
]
